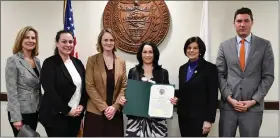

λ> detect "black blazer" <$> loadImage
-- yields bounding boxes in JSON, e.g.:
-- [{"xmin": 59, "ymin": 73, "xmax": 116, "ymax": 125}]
[
  {"xmin": 177, "ymin": 58, "xmax": 218, "ymax": 123},
  {"xmin": 39, "ymin": 54, "xmax": 88, "ymax": 127},
  {"xmin": 127, "ymin": 65, "xmax": 169, "ymax": 120}
]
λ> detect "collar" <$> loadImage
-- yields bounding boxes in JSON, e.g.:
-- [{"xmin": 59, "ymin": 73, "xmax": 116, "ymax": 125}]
[
  {"xmin": 189, "ymin": 58, "xmax": 199, "ymax": 67},
  {"xmin": 236, "ymin": 33, "xmax": 252, "ymax": 43},
  {"xmin": 16, "ymin": 51, "xmax": 25, "ymax": 59}
]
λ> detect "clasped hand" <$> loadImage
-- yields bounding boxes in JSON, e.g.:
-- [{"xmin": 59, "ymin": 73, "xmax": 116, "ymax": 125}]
[
  {"xmin": 68, "ymin": 105, "xmax": 84, "ymax": 117},
  {"xmin": 228, "ymin": 96, "xmax": 256, "ymax": 112},
  {"xmin": 104, "ymin": 106, "xmax": 116, "ymax": 120}
]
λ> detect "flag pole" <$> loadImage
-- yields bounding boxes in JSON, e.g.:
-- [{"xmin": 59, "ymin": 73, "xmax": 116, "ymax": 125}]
[
  {"xmin": 63, "ymin": 0, "xmax": 67, "ymax": 26},
  {"xmin": 200, "ymin": 1, "xmax": 210, "ymax": 61}
]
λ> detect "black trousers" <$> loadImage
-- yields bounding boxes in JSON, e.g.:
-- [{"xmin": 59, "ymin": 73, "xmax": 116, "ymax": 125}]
[
  {"xmin": 178, "ymin": 114, "xmax": 208, "ymax": 137},
  {"xmin": 8, "ymin": 112, "xmax": 38, "ymax": 137},
  {"xmin": 44, "ymin": 114, "xmax": 81, "ymax": 137}
]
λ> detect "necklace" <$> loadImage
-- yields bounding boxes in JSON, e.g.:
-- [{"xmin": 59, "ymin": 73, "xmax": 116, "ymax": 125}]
[
  {"xmin": 104, "ymin": 56, "xmax": 113, "ymax": 69},
  {"xmin": 188, "ymin": 65, "xmax": 197, "ymax": 72},
  {"xmin": 25, "ymin": 57, "xmax": 32, "ymax": 63},
  {"xmin": 25, "ymin": 57, "xmax": 35, "ymax": 68}
]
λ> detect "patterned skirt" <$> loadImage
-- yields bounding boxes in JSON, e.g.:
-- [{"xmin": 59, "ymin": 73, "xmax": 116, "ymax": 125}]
[{"xmin": 125, "ymin": 116, "xmax": 168, "ymax": 137}]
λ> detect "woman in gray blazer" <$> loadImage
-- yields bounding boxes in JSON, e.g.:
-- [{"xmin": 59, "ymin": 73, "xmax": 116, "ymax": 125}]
[{"xmin": 5, "ymin": 26, "xmax": 41, "ymax": 137}]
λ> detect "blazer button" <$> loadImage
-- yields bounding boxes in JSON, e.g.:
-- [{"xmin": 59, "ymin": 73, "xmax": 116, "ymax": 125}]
[{"xmin": 240, "ymin": 88, "xmax": 242, "ymax": 90}]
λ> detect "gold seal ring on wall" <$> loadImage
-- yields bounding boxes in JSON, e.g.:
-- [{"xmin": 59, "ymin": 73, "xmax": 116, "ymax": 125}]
[{"xmin": 103, "ymin": 0, "xmax": 171, "ymax": 54}]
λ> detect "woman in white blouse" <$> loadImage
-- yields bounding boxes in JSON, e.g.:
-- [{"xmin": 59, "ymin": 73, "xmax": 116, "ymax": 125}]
[{"xmin": 39, "ymin": 30, "xmax": 88, "ymax": 137}]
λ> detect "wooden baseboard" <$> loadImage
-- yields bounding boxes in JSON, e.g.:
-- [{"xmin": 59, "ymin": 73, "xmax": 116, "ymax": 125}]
[
  {"xmin": 263, "ymin": 101, "xmax": 279, "ymax": 110},
  {"xmin": 0, "ymin": 93, "xmax": 7, "ymax": 101},
  {"xmin": 1, "ymin": 92, "xmax": 278, "ymax": 110}
]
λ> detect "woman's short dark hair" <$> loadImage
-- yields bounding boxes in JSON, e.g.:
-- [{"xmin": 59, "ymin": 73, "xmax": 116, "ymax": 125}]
[
  {"xmin": 54, "ymin": 30, "xmax": 74, "ymax": 55},
  {"xmin": 183, "ymin": 36, "xmax": 206, "ymax": 58},
  {"xmin": 136, "ymin": 41, "xmax": 161, "ymax": 69}
]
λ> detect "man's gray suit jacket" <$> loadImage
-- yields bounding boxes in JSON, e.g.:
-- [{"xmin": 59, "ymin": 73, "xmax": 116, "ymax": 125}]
[{"xmin": 216, "ymin": 34, "xmax": 274, "ymax": 112}]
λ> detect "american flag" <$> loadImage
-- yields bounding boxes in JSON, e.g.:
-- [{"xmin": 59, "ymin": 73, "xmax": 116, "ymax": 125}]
[{"xmin": 64, "ymin": 0, "xmax": 78, "ymax": 58}]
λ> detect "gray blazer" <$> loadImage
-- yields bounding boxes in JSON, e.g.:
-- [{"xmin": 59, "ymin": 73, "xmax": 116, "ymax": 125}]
[
  {"xmin": 216, "ymin": 34, "xmax": 274, "ymax": 112},
  {"xmin": 5, "ymin": 52, "xmax": 41, "ymax": 122}
]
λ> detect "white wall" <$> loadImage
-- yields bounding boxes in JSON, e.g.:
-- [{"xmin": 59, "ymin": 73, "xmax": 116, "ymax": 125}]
[
  {"xmin": 1, "ymin": 1, "xmax": 279, "ymax": 136},
  {"xmin": 1, "ymin": 1, "xmax": 278, "ymax": 100}
]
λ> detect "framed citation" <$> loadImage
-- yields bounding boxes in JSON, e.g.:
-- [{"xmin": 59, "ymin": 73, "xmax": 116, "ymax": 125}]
[{"xmin": 148, "ymin": 84, "xmax": 175, "ymax": 118}]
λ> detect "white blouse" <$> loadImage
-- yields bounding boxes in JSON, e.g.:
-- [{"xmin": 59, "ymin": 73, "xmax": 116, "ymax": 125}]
[{"xmin": 64, "ymin": 59, "xmax": 82, "ymax": 109}]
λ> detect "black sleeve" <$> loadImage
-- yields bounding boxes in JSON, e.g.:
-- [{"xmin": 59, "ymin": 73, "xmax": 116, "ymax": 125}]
[
  {"xmin": 128, "ymin": 68, "xmax": 133, "ymax": 79},
  {"xmin": 78, "ymin": 59, "xmax": 88, "ymax": 111},
  {"xmin": 205, "ymin": 64, "xmax": 219, "ymax": 123},
  {"xmin": 176, "ymin": 66, "xmax": 182, "ymax": 105},
  {"xmin": 163, "ymin": 69, "xmax": 170, "ymax": 85}
]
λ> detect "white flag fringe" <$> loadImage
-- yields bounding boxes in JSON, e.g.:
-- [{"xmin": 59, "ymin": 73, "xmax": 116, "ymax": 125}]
[{"xmin": 199, "ymin": 1, "xmax": 210, "ymax": 61}]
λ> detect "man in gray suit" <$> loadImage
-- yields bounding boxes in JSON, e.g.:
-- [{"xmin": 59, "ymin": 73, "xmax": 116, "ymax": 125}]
[{"xmin": 216, "ymin": 7, "xmax": 274, "ymax": 137}]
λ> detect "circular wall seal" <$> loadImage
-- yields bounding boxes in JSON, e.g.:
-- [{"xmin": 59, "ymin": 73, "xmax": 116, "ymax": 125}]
[{"xmin": 103, "ymin": 0, "xmax": 170, "ymax": 54}]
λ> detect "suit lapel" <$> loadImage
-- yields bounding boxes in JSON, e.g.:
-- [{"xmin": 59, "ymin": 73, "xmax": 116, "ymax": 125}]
[
  {"xmin": 17, "ymin": 52, "xmax": 38, "ymax": 78},
  {"xmin": 62, "ymin": 65, "xmax": 73, "ymax": 82},
  {"xmin": 244, "ymin": 35, "xmax": 257, "ymax": 71},
  {"xmin": 97, "ymin": 54, "xmax": 107, "ymax": 88},
  {"xmin": 229, "ymin": 37, "xmax": 243, "ymax": 71},
  {"xmin": 55, "ymin": 55, "xmax": 73, "ymax": 83},
  {"xmin": 114, "ymin": 57, "xmax": 120, "ymax": 87},
  {"xmin": 186, "ymin": 59, "xmax": 205, "ymax": 83},
  {"xmin": 180, "ymin": 63, "xmax": 188, "ymax": 83},
  {"xmin": 187, "ymin": 68, "xmax": 198, "ymax": 83},
  {"xmin": 34, "ymin": 57, "xmax": 41, "ymax": 75}
]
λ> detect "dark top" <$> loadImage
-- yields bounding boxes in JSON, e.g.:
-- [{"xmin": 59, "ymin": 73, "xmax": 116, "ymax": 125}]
[
  {"xmin": 104, "ymin": 61, "xmax": 115, "ymax": 106},
  {"xmin": 127, "ymin": 65, "xmax": 170, "ymax": 120},
  {"xmin": 177, "ymin": 58, "xmax": 219, "ymax": 123},
  {"xmin": 39, "ymin": 54, "xmax": 88, "ymax": 127},
  {"xmin": 33, "ymin": 67, "xmax": 39, "ymax": 77},
  {"xmin": 128, "ymin": 65, "xmax": 169, "ymax": 84},
  {"xmin": 186, "ymin": 58, "xmax": 199, "ymax": 81}
]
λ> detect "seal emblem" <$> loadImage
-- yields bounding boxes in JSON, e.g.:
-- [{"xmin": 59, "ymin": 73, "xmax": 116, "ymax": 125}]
[{"xmin": 103, "ymin": 0, "xmax": 170, "ymax": 54}]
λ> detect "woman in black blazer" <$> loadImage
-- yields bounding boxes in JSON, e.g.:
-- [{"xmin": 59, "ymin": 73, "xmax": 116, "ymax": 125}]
[
  {"xmin": 176, "ymin": 36, "xmax": 219, "ymax": 137},
  {"xmin": 39, "ymin": 30, "xmax": 88, "ymax": 137}
]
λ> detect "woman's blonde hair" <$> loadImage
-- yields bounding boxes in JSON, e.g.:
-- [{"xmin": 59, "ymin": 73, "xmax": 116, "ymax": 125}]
[
  {"xmin": 96, "ymin": 28, "xmax": 117, "ymax": 53},
  {"xmin": 12, "ymin": 26, "xmax": 39, "ymax": 57}
]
